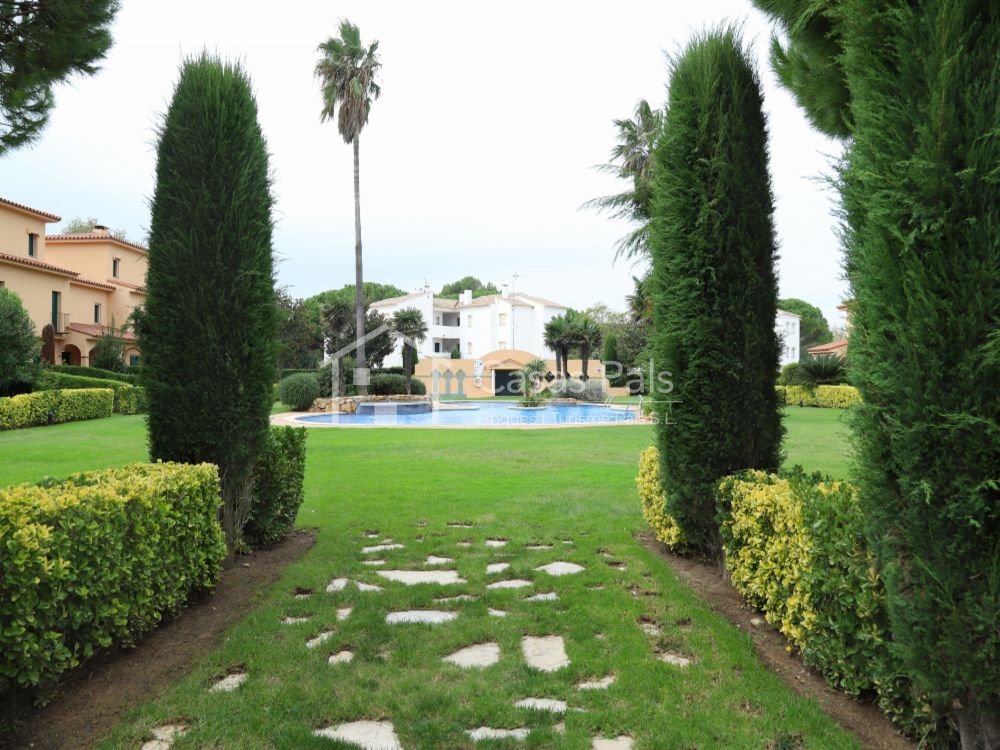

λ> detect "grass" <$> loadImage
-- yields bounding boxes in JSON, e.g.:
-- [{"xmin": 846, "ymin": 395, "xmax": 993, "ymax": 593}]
[{"xmin": 0, "ymin": 407, "xmax": 857, "ymax": 749}]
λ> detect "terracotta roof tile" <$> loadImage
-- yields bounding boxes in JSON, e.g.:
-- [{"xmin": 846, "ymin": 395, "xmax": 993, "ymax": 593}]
[
  {"xmin": 0, "ymin": 196, "xmax": 61, "ymax": 222},
  {"xmin": 0, "ymin": 251, "xmax": 78, "ymax": 276},
  {"xmin": 47, "ymin": 232, "xmax": 148, "ymax": 253},
  {"xmin": 807, "ymin": 338, "xmax": 849, "ymax": 354},
  {"xmin": 108, "ymin": 278, "xmax": 146, "ymax": 292},
  {"xmin": 70, "ymin": 277, "xmax": 116, "ymax": 291},
  {"xmin": 67, "ymin": 322, "xmax": 137, "ymax": 342}
]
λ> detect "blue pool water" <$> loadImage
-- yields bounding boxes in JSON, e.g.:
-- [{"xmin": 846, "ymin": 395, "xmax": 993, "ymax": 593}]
[{"xmin": 295, "ymin": 401, "xmax": 639, "ymax": 427}]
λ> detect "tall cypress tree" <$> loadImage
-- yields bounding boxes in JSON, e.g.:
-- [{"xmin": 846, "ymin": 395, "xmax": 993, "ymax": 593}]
[
  {"xmin": 141, "ymin": 54, "xmax": 277, "ymax": 558},
  {"xmin": 649, "ymin": 27, "xmax": 783, "ymax": 555},
  {"xmin": 839, "ymin": 3, "xmax": 1000, "ymax": 744}
]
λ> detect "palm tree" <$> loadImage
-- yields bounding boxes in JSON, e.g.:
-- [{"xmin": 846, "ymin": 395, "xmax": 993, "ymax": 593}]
[
  {"xmin": 518, "ymin": 358, "xmax": 548, "ymax": 405},
  {"xmin": 322, "ymin": 299, "xmax": 354, "ymax": 396},
  {"xmin": 583, "ymin": 100, "xmax": 664, "ymax": 263},
  {"xmin": 391, "ymin": 307, "xmax": 428, "ymax": 395},
  {"xmin": 544, "ymin": 316, "xmax": 570, "ymax": 379},
  {"xmin": 316, "ymin": 20, "xmax": 381, "ymax": 396},
  {"xmin": 572, "ymin": 316, "xmax": 603, "ymax": 381}
]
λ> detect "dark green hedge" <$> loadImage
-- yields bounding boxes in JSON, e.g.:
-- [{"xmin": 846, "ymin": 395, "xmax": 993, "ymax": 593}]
[{"xmin": 50, "ymin": 365, "xmax": 135, "ymax": 384}]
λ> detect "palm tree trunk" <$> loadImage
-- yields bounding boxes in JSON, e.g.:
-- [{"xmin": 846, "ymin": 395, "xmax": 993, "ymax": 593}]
[
  {"xmin": 562, "ymin": 348, "xmax": 569, "ymax": 380},
  {"xmin": 581, "ymin": 346, "xmax": 590, "ymax": 381},
  {"xmin": 336, "ymin": 354, "xmax": 345, "ymax": 397},
  {"xmin": 404, "ymin": 346, "xmax": 413, "ymax": 395},
  {"xmin": 352, "ymin": 135, "xmax": 368, "ymax": 396}
]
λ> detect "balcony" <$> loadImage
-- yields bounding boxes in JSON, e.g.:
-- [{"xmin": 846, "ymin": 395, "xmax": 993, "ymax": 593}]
[{"xmin": 52, "ymin": 312, "xmax": 70, "ymax": 336}]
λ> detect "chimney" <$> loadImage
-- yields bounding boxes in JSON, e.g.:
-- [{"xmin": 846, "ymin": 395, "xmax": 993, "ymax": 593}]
[
  {"xmin": 92, "ymin": 224, "xmax": 110, "ymax": 236},
  {"xmin": 461, "ymin": 289, "xmax": 473, "ymax": 305}
]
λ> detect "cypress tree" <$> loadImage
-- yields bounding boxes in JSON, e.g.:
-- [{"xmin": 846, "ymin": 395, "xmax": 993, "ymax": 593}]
[
  {"xmin": 649, "ymin": 27, "xmax": 783, "ymax": 555},
  {"xmin": 839, "ymin": 3, "xmax": 1000, "ymax": 744},
  {"xmin": 141, "ymin": 54, "xmax": 277, "ymax": 558}
]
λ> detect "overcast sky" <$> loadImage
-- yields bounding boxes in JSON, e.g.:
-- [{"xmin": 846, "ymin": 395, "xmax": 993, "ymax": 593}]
[{"xmin": 0, "ymin": 0, "xmax": 848, "ymax": 327}]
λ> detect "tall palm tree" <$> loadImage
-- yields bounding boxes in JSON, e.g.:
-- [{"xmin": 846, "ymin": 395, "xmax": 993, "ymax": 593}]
[
  {"xmin": 583, "ymin": 99, "xmax": 664, "ymax": 263},
  {"xmin": 390, "ymin": 307, "xmax": 428, "ymax": 395},
  {"xmin": 544, "ymin": 316, "xmax": 570, "ymax": 379},
  {"xmin": 322, "ymin": 299, "xmax": 354, "ymax": 396},
  {"xmin": 316, "ymin": 20, "xmax": 381, "ymax": 396},
  {"xmin": 572, "ymin": 316, "xmax": 603, "ymax": 381}
]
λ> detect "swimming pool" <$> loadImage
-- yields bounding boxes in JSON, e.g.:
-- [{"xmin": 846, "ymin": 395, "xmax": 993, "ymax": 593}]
[{"xmin": 293, "ymin": 401, "xmax": 640, "ymax": 428}]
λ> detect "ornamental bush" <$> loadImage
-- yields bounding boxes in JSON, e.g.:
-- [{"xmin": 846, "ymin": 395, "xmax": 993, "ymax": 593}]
[
  {"xmin": 777, "ymin": 384, "xmax": 860, "ymax": 409},
  {"xmin": 38, "ymin": 371, "xmax": 146, "ymax": 414},
  {"xmin": 368, "ymin": 374, "xmax": 426, "ymax": 396},
  {"xmin": 0, "ymin": 288, "xmax": 40, "ymax": 397},
  {"xmin": 0, "ymin": 463, "xmax": 225, "ymax": 690},
  {"xmin": 0, "ymin": 388, "xmax": 114, "ymax": 430},
  {"xmin": 279, "ymin": 373, "xmax": 319, "ymax": 411},
  {"xmin": 649, "ymin": 27, "xmax": 782, "ymax": 555},
  {"xmin": 718, "ymin": 469, "xmax": 947, "ymax": 743},
  {"xmin": 243, "ymin": 427, "xmax": 307, "ymax": 548},
  {"xmin": 549, "ymin": 378, "xmax": 606, "ymax": 402},
  {"xmin": 50, "ymin": 364, "xmax": 136, "ymax": 384},
  {"xmin": 636, "ymin": 447, "xmax": 685, "ymax": 550}
]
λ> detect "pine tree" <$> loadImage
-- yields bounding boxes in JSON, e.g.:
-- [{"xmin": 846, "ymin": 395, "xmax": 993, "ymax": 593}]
[
  {"xmin": 141, "ymin": 54, "xmax": 277, "ymax": 559},
  {"xmin": 649, "ymin": 27, "xmax": 783, "ymax": 555},
  {"xmin": 838, "ymin": 3, "xmax": 1000, "ymax": 744}
]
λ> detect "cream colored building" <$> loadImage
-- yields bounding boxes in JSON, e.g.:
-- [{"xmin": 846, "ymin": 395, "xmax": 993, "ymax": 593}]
[{"xmin": 0, "ymin": 196, "xmax": 145, "ymax": 367}]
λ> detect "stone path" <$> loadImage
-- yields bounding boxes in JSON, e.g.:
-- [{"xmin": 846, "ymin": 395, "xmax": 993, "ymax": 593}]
[{"xmin": 144, "ymin": 525, "xmax": 688, "ymax": 749}]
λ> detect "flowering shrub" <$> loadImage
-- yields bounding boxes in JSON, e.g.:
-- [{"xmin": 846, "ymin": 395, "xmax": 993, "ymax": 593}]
[{"xmin": 0, "ymin": 463, "xmax": 224, "ymax": 690}]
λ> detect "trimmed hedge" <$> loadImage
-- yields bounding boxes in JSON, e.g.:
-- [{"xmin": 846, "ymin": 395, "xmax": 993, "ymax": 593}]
[
  {"xmin": 776, "ymin": 384, "xmax": 860, "ymax": 409},
  {"xmin": 39, "ymin": 371, "xmax": 146, "ymax": 414},
  {"xmin": 0, "ymin": 388, "xmax": 114, "ymax": 430},
  {"xmin": 50, "ymin": 364, "xmax": 136, "ymax": 384},
  {"xmin": 637, "ymin": 447, "xmax": 685, "ymax": 550},
  {"xmin": 718, "ymin": 469, "xmax": 943, "ymax": 740},
  {"xmin": 0, "ymin": 463, "xmax": 225, "ymax": 689},
  {"xmin": 369, "ymin": 373, "xmax": 426, "ymax": 396},
  {"xmin": 243, "ymin": 427, "xmax": 308, "ymax": 548}
]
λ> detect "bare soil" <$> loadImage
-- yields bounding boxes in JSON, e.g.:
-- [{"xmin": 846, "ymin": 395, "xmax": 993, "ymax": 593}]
[
  {"xmin": 636, "ymin": 530, "xmax": 916, "ymax": 750},
  {"xmin": 3, "ymin": 529, "xmax": 316, "ymax": 750}
]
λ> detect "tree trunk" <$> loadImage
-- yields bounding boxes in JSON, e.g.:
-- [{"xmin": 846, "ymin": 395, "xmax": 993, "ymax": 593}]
[
  {"xmin": 581, "ymin": 346, "xmax": 590, "ymax": 381},
  {"xmin": 554, "ymin": 354, "xmax": 562, "ymax": 380},
  {"xmin": 404, "ymin": 345, "xmax": 412, "ymax": 395},
  {"xmin": 562, "ymin": 348, "xmax": 569, "ymax": 380},
  {"xmin": 959, "ymin": 706, "xmax": 1000, "ymax": 750},
  {"xmin": 352, "ymin": 135, "xmax": 368, "ymax": 396},
  {"xmin": 336, "ymin": 354, "xmax": 345, "ymax": 397}
]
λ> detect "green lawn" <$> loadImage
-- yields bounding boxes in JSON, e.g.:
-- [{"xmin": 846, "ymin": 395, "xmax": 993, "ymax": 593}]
[{"xmin": 0, "ymin": 408, "xmax": 856, "ymax": 749}]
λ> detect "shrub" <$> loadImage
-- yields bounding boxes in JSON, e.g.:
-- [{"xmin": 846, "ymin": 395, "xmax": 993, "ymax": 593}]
[
  {"xmin": 51, "ymin": 364, "xmax": 136, "ymax": 384},
  {"xmin": 777, "ymin": 384, "xmax": 860, "ymax": 409},
  {"xmin": 549, "ymin": 378, "xmax": 606, "ymax": 402},
  {"xmin": 0, "ymin": 388, "xmax": 114, "ymax": 430},
  {"xmin": 648, "ymin": 27, "xmax": 782, "ymax": 555},
  {"xmin": 277, "ymin": 368, "xmax": 316, "ymax": 382},
  {"xmin": 778, "ymin": 361, "xmax": 802, "ymax": 386},
  {"xmin": 143, "ymin": 55, "xmax": 278, "ymax": 557},
  {"xmin": 718, "ymin": 469, "xmax": 946, "ymax": 742},
  {"xmin": 38, "ymin": 371, "xmax": 146, "ymax": 414},
  {"xmin": 450, "ymin": 347, "xmax": 461, "ymax": 359},
  {"xmin": 0, "ymin": 288, "xmax": 40, "ymax": 397},
  {"xmin": 0, "ymin": 463, "xmax": 225, "ymax": 690},
  {"xmin": 89, "ymin": 320, "xmax": 128, "ymax": 372},
  {"xmin": 637, "ymin": 447, "xmax": 685, "ymax": 550},
  {"xmin": 368, "ymin": 373, "xmax": 426, "ymax": 396},
  {"xmin": 243, "ymin": 427, "xmax": 307, "ymax": 548},
  {"xmin": 279, "ymin": 373, "xmax": 320, "ymax": 411}
]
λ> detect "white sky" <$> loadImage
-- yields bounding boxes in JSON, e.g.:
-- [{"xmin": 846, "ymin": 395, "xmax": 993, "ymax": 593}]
[{"xmin": 0, "ymin": 0, "xmax": 848, "ymax": 328}]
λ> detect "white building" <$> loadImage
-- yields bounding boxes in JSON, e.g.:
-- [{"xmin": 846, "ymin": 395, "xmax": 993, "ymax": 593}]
[
  {"xmin": 776, "ymin": 308, "xmax": 801, "ymax": 366},
  {"xmin": 371, "ymin": 286, "xmax": 568, "ymax": 367}
]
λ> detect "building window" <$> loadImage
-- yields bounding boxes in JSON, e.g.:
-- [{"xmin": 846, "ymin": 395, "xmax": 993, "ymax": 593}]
[
  {"xmin": 129, "ymin": 355, "xmax": 140, "ymax": 366},
  {"xmin": 434, "ymin": 342, "xmax": 441, "ymax": 353},
  {"xmin": 499, "ymin": 341, "xmax": 508, "ymax": 350},
  {"xmin": 467, "ymin": 314, "xmax": 473, "ymax": 328},
  {"xmin": 0, "ymin": 280, "xmax": 5, "ymax": 288},
  {"xmin": 467, "ymin": 342, "xmax": 473, "ymax": 354},
  {"xmin": 435, "ymin": 315, "xmax": 441, "ymax": 325},
  {"xmin": 498, "ymin": 313, "xmax": 507, "ymax": 326},
  {"xmin": 112, "ymin": 257, "xmax": 121, "ymax": 278},
  {"xmin": 28, "ymin": 233, "xmax": 37, "ymax": 257},
  {"xmin": 94, "ymin": 304, "xmax": 102, "ymax": 324},
  {"xmin": 51, "ymin": 291, "xmax": 61, "ymax": 331}
]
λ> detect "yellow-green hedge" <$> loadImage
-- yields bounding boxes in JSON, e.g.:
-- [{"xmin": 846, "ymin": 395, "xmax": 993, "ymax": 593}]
[
  {"xmin": 38, "ymin": 371, "xmax": 146, "ymax": 414},
  {"xmin": 636, "ymin": 446, "xmax": 685, "ymax": 550},
  {"xmin": 0, "ymin": 463, "xmax": 225, "ymax": 690},
  {"xmin": 776, "ymin": 384, "xmax": 861, "ymax": 408},
  {"xmin": 718, "ymin": 470, "xmax": 941, "ymax": 740},
  {"xmin": 0, "ymin": 388, "xmax": 114, "ymax": 430}
]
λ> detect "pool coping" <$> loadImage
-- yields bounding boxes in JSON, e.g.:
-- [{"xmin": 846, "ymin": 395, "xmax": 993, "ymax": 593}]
[{"xmin": 270, "ymin": 406, "xmax": 650, "ymax": 430}]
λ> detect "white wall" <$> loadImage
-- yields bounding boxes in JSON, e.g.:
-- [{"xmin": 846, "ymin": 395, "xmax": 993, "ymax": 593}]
[{"xmin": 775, "ymin": 310, "xmax": 800, "ymax": 366}]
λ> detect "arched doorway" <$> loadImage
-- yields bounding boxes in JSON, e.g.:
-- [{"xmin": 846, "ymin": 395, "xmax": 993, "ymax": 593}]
[
  {"xmin": 61, "ymin": 344, "xmax": 82, "ymax": 366},
  {"xmin": 87, "ymin": 347, "xmax": 98, "ymax": 366}
]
